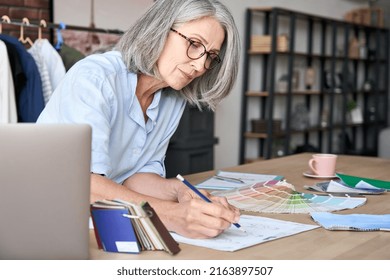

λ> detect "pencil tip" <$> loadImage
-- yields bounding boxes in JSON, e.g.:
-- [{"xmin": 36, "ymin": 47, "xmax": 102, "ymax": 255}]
[
  {"xmin": 234, "ymin": 224, "xmax": 247, "ymax": 233},
  {"xmin": 176, "ymin": 174, "xmax": 184, "ymax": 181}
]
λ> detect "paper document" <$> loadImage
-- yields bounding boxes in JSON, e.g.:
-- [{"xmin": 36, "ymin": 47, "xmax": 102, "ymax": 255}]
[
  {"xmin": 196, "ymin": 171, "xmax": 283, "ymax": 190},
  {"xmin": 336, "ymin": 173, "xmax": 390, "ymax": 190},
  {"xmin": 171, "ymin": 215, "xmax": 319, "ymax": 251},
  {"xmin": 311, "ymin": 212, "xmax": 390, "ymax": 231},
  {"xmin": 305, "ymin": 179, "xmax": 385, "ymax": 195}
]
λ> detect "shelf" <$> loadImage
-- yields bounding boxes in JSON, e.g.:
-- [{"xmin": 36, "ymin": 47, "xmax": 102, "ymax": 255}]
[
  {"xmin": 249, "ymin": 7, "xmax": 389, "ymax": 31},
  {"xmin": 239, "ymin": 7, "xmax": 389, "ymax": 163},
  {"xmin": 247, "ymin": 50, "xmax": 387, "ymax": 62},
  {"xmin": 245, "ymin": 123, "xmax": 365, "ymax": 139},
  {"xmin": 244, "ymin": 157, "xmax": 265, "ymax": 164},
  {"xmin": 244, "ymin": 132, "xmax": 268, "ymax": 139},
  {"xmin": 246, "ymin": 90, "xmax": 321, "ymax": 96},
  {"xmin": 245, "ymin": 89, "xmax": 388, "ymax": 97}
]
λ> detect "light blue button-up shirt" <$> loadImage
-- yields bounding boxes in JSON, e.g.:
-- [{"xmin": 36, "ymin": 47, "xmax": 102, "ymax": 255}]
[{"xmin": 37, "ymin": 51, "xmax": 186, "ymax": 183}]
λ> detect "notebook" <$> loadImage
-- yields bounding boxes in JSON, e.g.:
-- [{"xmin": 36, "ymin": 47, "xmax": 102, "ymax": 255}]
[{"xmin": 0, "ymin": 124, "xmax": 92, "ymax": 259}]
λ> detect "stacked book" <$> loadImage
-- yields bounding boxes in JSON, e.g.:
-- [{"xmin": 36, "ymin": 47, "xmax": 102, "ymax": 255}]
[
  {"xmin": 250, "ymin": 35, "xmax": 289, "ymax": 52},
  {"xmin": 90, "ymin": 199, "xmax": 180, "ymax": 255},
  {"xmin": 344, "ymin": 7, "xmax": 384, "ymax": 27},
  {"xmin": 251, "ymin": 119, "xmax": 282, "ymax": 134}
]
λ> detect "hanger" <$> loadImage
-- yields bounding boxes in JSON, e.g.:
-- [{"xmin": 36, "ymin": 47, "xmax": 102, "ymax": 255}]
[
  {"xmin": 55, "ymin": 22, "xmax": 66, "ymax": 51},
  {"xmin": 0, "ymin": 15, "xmax": 11, "ymax": 34},
  {"xmin": 19, "ymin": 17, "xmax": 34, "ymax": 46},
  {"xmin": 38, "ymin": 19, "xmax": 47, "ymax": 40}
]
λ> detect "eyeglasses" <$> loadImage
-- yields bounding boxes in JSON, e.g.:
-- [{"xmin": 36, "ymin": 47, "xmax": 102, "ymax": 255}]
[{"xmin": 170, "ymin": 28, "xmax": 221, "ymax": 70}]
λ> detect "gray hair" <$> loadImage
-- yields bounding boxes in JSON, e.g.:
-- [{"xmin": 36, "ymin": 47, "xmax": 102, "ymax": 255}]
[{"xmin": 116, "ymin": 0, "xmax": 240, "ymax": 111}]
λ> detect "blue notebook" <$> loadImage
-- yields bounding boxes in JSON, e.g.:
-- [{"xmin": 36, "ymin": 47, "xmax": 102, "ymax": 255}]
[
  {"xmin": 91, "ymin": 208, "xmax": 141, "ymax": 253},
  {"xmin": 311, "ymin": 212, "xmax": 390, "ymax": 231}
]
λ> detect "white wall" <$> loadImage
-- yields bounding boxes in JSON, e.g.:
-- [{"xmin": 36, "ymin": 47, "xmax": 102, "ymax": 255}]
[
  {"xmin": 54, "ymin": 0, "xmax": 367, "ymax": 169},
  {"xmin": 53, "ymin": 0, "xmax": 154, "ymax": 30}
]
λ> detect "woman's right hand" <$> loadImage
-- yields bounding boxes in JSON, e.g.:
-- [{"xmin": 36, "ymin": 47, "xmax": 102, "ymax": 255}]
[{"xmin": 157, "ymin": 195, "xmax": 240, "ymax": 239}]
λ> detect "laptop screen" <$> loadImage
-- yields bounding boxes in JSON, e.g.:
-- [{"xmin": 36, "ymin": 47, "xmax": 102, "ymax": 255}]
[{"xmin": 0, "ymin": 124, "xmax": 91, "ymax": 260}]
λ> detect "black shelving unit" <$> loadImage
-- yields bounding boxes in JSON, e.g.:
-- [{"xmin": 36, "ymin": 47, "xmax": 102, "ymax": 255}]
[{"xmin": 239, "ymin": 7, "xmax": 389, "ymax": 163}]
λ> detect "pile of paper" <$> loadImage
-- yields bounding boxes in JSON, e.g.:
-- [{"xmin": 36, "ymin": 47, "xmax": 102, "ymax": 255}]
[
  {"xmin": 305, "ymin": 173, "xmax": 388, "ymax": 195},
  {"xmin": 311, "ymin": 212, "xmax": 390, "ymax": 231},
  {"xmin": 196, "ymin": 170, "xmax": 283, "ymax": 190}
]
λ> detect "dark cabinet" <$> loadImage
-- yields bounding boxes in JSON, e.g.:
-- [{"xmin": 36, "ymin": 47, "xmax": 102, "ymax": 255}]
[{"xmin": 165, "ymin": 105, "xmax": 218, "ymax": 178}]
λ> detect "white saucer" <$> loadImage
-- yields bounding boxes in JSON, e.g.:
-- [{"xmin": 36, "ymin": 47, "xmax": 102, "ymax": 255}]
[{"xmin": 303, "ymin": 171, "xmax": 338, "ymax": 179}]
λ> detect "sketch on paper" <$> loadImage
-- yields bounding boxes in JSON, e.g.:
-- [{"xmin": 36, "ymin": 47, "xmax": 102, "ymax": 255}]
[{"xmin": 171, "ymin": 215, "xmax": 319, "ymax": 252}]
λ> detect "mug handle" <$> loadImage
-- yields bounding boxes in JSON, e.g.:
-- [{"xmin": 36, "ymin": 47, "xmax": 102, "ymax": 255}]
[{"xmin": 308, "ymin": 159, "xmax": 318, "ymax": 175}]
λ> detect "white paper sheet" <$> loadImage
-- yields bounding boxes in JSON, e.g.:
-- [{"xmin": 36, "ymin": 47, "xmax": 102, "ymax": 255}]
[
  {"xmin": 311, "ymin": 212, "xmax": 390, "ymax": 231},
  {"xmin": 171, "ymin": 215, "xmax": 319, "ymax": 251},
  {"xmin": 196, "ymin": 171, "xmax": 283, "ymax": 190}
]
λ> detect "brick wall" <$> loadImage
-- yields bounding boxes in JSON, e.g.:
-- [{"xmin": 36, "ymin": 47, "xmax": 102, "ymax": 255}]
[{"xmin": 0, "ymin": 0, "xmax": 51, "ymax": 41}]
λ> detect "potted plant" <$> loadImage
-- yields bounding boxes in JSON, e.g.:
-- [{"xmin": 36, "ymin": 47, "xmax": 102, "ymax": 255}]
[{"xmin": 347, "ymin": 99, "xmax": 363, "ymax": 124}]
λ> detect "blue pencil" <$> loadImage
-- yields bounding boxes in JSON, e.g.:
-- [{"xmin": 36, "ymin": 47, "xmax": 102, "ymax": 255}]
[{"xmin": 176, "ymin": 174, "xmax": 246, "ymax": 232}]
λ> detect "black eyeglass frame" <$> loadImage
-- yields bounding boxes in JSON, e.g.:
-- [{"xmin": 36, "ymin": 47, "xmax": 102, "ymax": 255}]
[{"xmin": 170, "ymin": 28, "xmax": 221, "ymax": 70}]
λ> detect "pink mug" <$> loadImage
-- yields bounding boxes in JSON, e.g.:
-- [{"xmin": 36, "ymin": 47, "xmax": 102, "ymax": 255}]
[{"xmin": 308, "ymin": 154, "xmax": 337, "ymax": 176}]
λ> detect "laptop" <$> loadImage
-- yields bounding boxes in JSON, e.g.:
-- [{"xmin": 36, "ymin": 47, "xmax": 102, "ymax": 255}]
[{"xmin": 0, "ymin": 124, "xmax": 91, "ymax": 259}]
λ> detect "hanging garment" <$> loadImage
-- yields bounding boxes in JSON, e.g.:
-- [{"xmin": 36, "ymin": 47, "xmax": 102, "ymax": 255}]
[
  {"xmin": 0, "ymin": 34, "xmax": 44, "ymax": 122},
  {"xmin": 27, "ymin": 40, "xmax": 53, "ymax": 105},
  {"xmin": 2, "ymin": 37, "xmax": 26, "ymax": 106},
  {"xmin": 28, "ymin": 38, "xmax": 66, "ymax": 104},
  {"xmin": 0, "ymin": 40, "xmax": 17, "ymax": 123},
  {"xmin": 59, "ymin": 43, "xmax": 86, "ymax": 71}
]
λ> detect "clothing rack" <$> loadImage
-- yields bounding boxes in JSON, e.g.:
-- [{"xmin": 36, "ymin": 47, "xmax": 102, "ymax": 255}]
[{"xmin": 1, "ymin": 16, "xmax": 124, "ymax": 35}]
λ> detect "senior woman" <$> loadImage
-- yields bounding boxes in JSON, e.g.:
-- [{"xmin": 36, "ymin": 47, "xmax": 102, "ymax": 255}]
[{"xmin": 37, "ymin": 0, "xmax": 240, "ymax": 239}]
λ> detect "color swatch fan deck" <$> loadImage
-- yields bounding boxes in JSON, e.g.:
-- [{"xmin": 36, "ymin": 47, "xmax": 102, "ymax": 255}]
[{"xmin": 212, "ymin": 180, "xmax": 366, "ymax": 214}]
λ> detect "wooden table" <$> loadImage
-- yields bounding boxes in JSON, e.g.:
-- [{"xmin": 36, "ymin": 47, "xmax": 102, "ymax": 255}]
[{"xmin": 90, "ymin": 153, "xmax": 390, "ymax": 260}]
